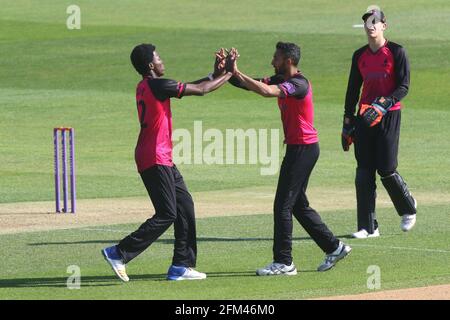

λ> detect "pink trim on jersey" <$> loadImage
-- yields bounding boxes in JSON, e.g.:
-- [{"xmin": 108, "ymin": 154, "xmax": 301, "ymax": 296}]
[
  {"xmin": 277, "ymin": 82, "xmax": 318, "ymax": 145},
  {"xmin": 134, "ymin": 79, "xmax": 173, "ymax": 173},
  {"xmin": 176, "ymin": 82, "xmax": 185, "ymax": 98}
]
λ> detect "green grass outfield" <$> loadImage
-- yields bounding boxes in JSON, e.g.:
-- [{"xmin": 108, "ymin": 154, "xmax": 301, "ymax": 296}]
[
  {"xmin": 1, "ymin": 0, "xmax": 450, "ymax": 299},
  {"xmin": 1, "ymin": 205, "xmax": 450, "ymax": 299}
]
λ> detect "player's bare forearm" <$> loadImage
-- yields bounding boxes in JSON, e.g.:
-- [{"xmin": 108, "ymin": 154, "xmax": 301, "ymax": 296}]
[
  {"xmin": 229, "ymin": 75, "xmax": 250, "ymax": 90},
  {"xmin": 184, "ymin": 72, "xmax": 232, "ymax": 96},
  {"xmin": 188, "ymin": 77, "xmax": 211, "ymax": 85},
  {"xmin": 234, "ymin": 71, "xmax": 281, "ymax": 97},
  {"xmin": 225, "ymin": 47, "xmax": 279, "ymax": 97},
  {"xmin": 201, "ymin": 72, "xmax": 232, "ymax": 93}
]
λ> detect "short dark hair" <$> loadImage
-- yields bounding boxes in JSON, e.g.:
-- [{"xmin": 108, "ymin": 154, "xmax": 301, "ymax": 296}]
[
  {"xmin": 276, "ymin": 42, "xmax": 301, "ymax": 66},
  {"xmin": 130, "ymin": 44, "xmax": 156, "ymax": 76}
]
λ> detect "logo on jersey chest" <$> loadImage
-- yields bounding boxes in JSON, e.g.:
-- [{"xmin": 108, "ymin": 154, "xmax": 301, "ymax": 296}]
[
  {"xmin": 360, "ymin": 57, "xmax": 392, "ymax": 72},
  {"xmin": 360, "ymin": 57, "xmax": 393, "ymax": 80}
]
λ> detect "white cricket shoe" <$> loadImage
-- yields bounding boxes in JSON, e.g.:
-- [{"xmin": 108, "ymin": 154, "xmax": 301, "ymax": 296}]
[
  {"xmin": 401, "ymin": 198, "xmax": 417, "ymax": 232},
  {"xmin": 401, "ymin": 214, "xmax": 416, "ymax": 232},
  {"xmin": 351, "ymin": 228, "xmax": 380, "ymax": 239},
  {"xmin": 167, "ymin": 265, "xmax": 207, "ymax": 281},
  {"xmin": 102, "ymin": 246, "xmax": 129, "ymax": 282},
  {"xmin": 317, "ymin": 242, "xmax": 352, "ymax": 272},
  {"xmin": 256, "ymin": 262, "xmax": 297, "ymax": 276}
]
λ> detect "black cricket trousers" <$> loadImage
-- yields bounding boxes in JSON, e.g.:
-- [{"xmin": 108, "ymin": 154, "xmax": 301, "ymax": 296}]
[
  {"xmin": 117, "ymin": 165, "xmax": 197, "ymax": 267},
  {"xmin": 273, "ymin": 143, "xmax": 340, "ymax": 265},
  {"xmin": 354, "ymin": 109, "xmax": 403, "ymax": 233}
]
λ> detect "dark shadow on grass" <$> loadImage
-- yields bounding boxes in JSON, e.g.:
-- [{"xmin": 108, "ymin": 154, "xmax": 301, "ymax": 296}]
[
  {"xmin": 0, "ymin": 270, "xmax": 269, "ymax": 288},
  {"xmin": 28, "ymin": 239, "xmax": 134, "ymax": 246},
  {"xmin": 28, "ymin": 234, "xmax": 354, "ymax": 246},
  {"xmin": 0, "ymin": 274, "xmax": 168, "ymax": 289},
  {"xmin": 1, "ymin": 268, "xmax": 323, "ymax": 289}
]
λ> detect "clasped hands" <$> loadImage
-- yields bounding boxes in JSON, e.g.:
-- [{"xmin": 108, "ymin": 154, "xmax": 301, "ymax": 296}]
[{"xmin": 213, "ymin": 48, "xmax": 240, "ymax": 78}]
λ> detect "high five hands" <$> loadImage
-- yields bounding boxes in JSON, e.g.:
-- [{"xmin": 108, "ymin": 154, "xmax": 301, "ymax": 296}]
[
  {"xmin": 213, "ymin": 48, "xmax": 227, "ymax": 78},
  {"xmin": 213, "ymin": 48, "xmax": 240, "ymax": 77}
]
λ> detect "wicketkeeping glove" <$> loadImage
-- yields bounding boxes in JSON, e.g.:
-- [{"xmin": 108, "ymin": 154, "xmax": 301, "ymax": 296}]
[
  {"xmin": 341, "ymin": 115, "xmax": 355, "ymax": 152},
  {"xmin": 360, "ymin": 96, "xmax": 395, "ymax": 127}
]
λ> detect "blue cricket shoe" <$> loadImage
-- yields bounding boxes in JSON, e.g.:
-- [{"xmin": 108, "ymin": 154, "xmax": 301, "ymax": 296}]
[
  {"xmin": 167, "ymin": 265, "xmax": 207, "ymax": 281},
  {"xmin": 101, "ymin": 245, "xmax": 129, "ymax": 282}
]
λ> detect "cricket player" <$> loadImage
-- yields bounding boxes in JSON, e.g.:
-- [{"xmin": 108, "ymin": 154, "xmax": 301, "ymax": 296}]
[
  {"xmin": 227, "ymin": 43, "xmax": 351, "ymax": 275},
  {"xmin": 342, "ymin": 9, "xmax": 417, "ymax": 239},
  {"xmin": 102, "ymin": 44, "xmax": 232, "ymax": 281}
]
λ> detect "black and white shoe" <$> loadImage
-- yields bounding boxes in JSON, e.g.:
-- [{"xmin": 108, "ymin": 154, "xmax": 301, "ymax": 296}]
[
  {"xmin": 351, "ymin": 228, "xmax": 380, "ymax": 239},
  {"xmin": 317, "ymin": 242, "xmax": 352, "ymax": 272},
  {"xmin": 256, "ymin": 262, "xmax": 297, "ymax": 276}
]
